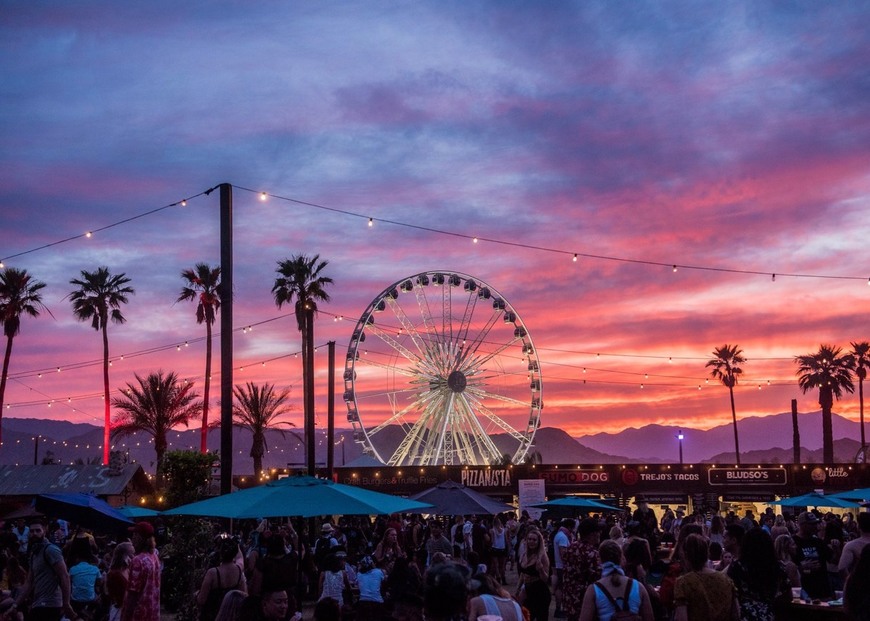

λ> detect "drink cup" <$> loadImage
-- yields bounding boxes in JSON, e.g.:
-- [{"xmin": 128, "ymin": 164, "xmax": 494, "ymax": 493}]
[{"xmin": 791, "ymin": 587, "xmax": 801, "ymax": 600}]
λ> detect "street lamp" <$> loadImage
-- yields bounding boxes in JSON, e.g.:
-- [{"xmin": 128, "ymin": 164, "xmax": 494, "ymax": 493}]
[{"xmin": 677, "ymin": 430, "xmax": 684, "ymax": 465}]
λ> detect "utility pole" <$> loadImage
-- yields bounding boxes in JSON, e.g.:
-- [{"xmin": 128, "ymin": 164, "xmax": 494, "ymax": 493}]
[
  {"xmin": 327, "ymin": 341, "xmax": 335, "ymax": 478},
  {"xmin": 219, "ymin": 183, "xmax": 233, "ymax": 494},
  {"xmin": 791, "ymin": 399, "xmax": 800, "ymax": 464}
]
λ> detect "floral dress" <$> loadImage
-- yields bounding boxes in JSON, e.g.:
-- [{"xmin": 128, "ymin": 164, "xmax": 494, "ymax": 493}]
[
  {"xmin": 726, "ymin": 559, "xmax": 790, "ymax": 621},
  {"xmin": 561, "ymin": 540, "xmax": 600, "ymax": 616}
]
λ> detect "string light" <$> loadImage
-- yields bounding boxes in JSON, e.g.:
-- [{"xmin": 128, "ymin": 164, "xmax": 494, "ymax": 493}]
[
  {"xmin": 181, "ymin": 200, "xmax": 187, "ymax": 207},
  {"xmin": 368, "ymin": 217, "xmax": 373, "ymax": 227},
  {"xmin": 472, "ymin": 237, "xmax": 478, "ymax": 243},
  {"xmin": 573, "ymin": 254, "xmax": 577, "ymax": 262},
  {"xmin": 259, "ymin": 192, "xmax": 268, "ymax": 201},
  {"xmin": 672, "ymin": 265, "xmax": 677, "ymax": 272},
  {"xmin": 85, "ymin": 231, "xmax": 92, "ymax": 238}
]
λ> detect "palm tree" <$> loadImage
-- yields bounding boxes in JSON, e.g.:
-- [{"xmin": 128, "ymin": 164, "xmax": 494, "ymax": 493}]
[
  {"xmin": 848, "ymin": 341, "xmax": 870, "ymax": 451},
  {"xmin": 177, "ymin": 263, "xmax": 221, "ymax": 454},
  {"xmin": 706, "ymin": 344, "xmax": 746, "ymax": 465},
  {"xmin": 69, "ymin": 267, "xmax": 134, "ymax": 465},
  {"xmin": 795, "ymin": 344, "xmax": 855, "ymax": 464},
  {"xmin": 272, "ymin": 254, "xmax": 333, "ymax": 475},
  {"xmin": 231, "ymin": 382, "xmax": 297, "ymax": 478},
  {"xmin": 111, "ymin": 370, "xmax": 201, "ymax": 487},
  {"xmin": 0, "ymin": 268, "xmax": 50, "ymax": 446}
]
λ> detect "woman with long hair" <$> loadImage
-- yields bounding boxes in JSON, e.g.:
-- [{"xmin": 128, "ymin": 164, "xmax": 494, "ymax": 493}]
[
  {"xmin": 673, "ymin": 534, "xmax": 738, "ymax": 621},
  {"xmin": 488, "ymin": 517, "xmax": 508, "ymax": 585},
  {"xmin": 579, "ymin": 539, "xmax": 654, "ymax": 621},
  {"xmin": 373, "ymin": 528, "xmax": 406, "ymax": 574},
  {"xmin": 517, "ymin": 528, "xmax": 551, "ymax": 621},
  {"xmin": 198, "ymin": 539, "xmax": 247, "ymax": 621},
  {"xmin": 468, "ymin": 572, "xmax": 524, "ymax": 621},
  {"xmin": 727, "ymin": 528, "xmax": 789, "ymax": 621},
  {"xmin": 773, "ymin": 534, "xmax": 801, "ymax": 589},
  {"xmin": 104, "ymin": 542, "xmax": 134, "ymax": 621}
]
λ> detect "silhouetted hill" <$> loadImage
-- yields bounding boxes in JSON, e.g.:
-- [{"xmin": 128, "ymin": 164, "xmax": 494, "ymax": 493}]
[{"xmin": 1, "ymin": 411, "xmax": 864, "ymax": 474}]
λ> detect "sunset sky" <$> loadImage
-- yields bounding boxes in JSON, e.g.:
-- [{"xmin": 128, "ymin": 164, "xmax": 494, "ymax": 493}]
[{"xmin": 1, "ymin": 2, "xmax": 868, "ymax": 455}]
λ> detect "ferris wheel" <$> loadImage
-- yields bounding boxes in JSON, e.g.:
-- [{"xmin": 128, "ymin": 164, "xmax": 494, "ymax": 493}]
[{"xmin": 343, "ymin": 271, "xmax": 542, "ymax": 466}]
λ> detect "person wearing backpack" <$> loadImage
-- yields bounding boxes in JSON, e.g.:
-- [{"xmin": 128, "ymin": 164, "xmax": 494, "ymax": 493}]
[
  {"xmin": 14, "ymin": 517, "xmax": 76, "ymax": 621},
  {"xmin": 578, "ymin": 539, "xmax": 654, "ymax": 621}
]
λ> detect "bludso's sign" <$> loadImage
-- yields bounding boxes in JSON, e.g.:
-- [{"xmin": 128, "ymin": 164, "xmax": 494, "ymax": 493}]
[{"xmin": 708, "ymin": 467, "xmax": 787, "ymax": 486}]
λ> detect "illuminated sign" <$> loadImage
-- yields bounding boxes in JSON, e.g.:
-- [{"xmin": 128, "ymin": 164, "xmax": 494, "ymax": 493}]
[{"xmin": 708, "ymin": 467, "xmax": 787, "ymax": 486}]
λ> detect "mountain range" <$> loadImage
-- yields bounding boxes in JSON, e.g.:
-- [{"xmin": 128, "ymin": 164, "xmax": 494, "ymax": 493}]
[{"xmin": 0, "ymin": 410, "xmax": 864, "ymax": 474}]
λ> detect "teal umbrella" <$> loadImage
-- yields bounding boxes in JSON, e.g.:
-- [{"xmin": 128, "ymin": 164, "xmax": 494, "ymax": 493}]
[
  {"xmin": 770, "ymin": 492, "xmax": 861, "ymax": 509},
  {"xmin": 162, "ymin": 474, "xmax": 433, "ymax": 518},
  {"xmin": 829, "ymin": 488, "xmax": 870, "ymax": 502},
  {"xmin": 530, "ymin": 497, "xmax": 616, "ymax": 512},
  {"xmin": 118, "ymin": 505, "xmax": 161, "ymax": 518}
]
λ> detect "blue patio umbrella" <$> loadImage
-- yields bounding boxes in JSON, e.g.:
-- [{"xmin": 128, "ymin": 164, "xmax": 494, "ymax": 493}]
[
  {"xmin": 530, "ymin": 497, "xmax": 617, "ymax": 512},
  {"xmin": 829, "ymin": 488, "xmax": 870, "ymax": 502},
  {"xmin": 117, "ymin": 505, "xmax": 161, "ymax": 518},
  {"xmin": 408, "ymin": 480, "xmax": 515, "ymax": 516},
  {"xmin": 34, "ymin": 493, "xmax": 133, "ymax": 532},
  {"xmin": 162, "ymin": 474, "xmax": 433, "ymax": 518},
  {"xmin": 770, "ymin": 491, "xmax": 861, "ymax": 509}
]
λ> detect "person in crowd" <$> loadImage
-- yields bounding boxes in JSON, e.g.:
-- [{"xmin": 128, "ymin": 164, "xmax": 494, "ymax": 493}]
[
  {"xmin": 822, "ymin": 515, "xmax": 845, "ymax": 592},
  {"xmin": 769, "ymin": 516, "xmax": 789, "ymax": 540},
  {"xmin": 355, "ymin": 554, "xmax": 386, "ymax": 620},
  {"xmin": 373, "ymin": 527, "xmax": 406, "ymax": 573},
  {"xmin": 425, "ymin": 522, "xmax": 453, "ymax": 568},
  {"xmin": 844, "ymin": 545, "xmax": 870, "ymax": 621},
  {"xmin": 578, "ymin": 539, "xmax": 654, "ymax": 621},
  {"xmin": 468, "ymin": 572, "xmax": 524, "ymax": 621},
  {"xmin": 198, "ymin": 538, "xmax": 247, "ymax": 621},
  {"xmin": 488, "ymin": 517, "xmax": 508, "ymax": 585},
  {"xmin": 517, "ymin": 527, "xmax": 551, "ymax": 621},
  {"xmin": 673, "ymin": 534, "xmax": 738, "ymax": 621},
  {"xmin": 609, "ymin": 525, "xmax": 625, "ymax": 549},
  {"xmin": 551, "ymin": 518, "xmax": 574, "ymax": 618},
  {"xmin": 843, "ymin": 512, "xmax": 860, "ymax": 540},
  {"xmin": 423, "ymin": 562, "xmax": 468, "ymax": 621},
  {"xmin": 255, "ymin": 588, "xmax": 299, "ymax": 621},
  {"xmin": 250, "ymin": 531, "xmax": 297, "ymax": 598},
  {"xmin": 726, "ymin": 527, "xmax": 790, "ymax": 621},
  {"xmin": 659, "ymin": 523, "xmax": 704, "ymax": 612},
  {"xmin": 722, "ymin": 524, "xmax": 745, "ymax": 567},
  {"xmin": 213, "ymin": 589, "xmax": 246, "ymax": 621},
  {"xmin": 709, "ymin": 515, "xmax": 725, "ymax": 547},
  {"xmin": 105, "ymin": 542, "xmax": 134, "ymax": 621},
  {"xmin": 708, "ymin": 542, "xmax": 724, "ymax": 569},
  {"xmin": 450, "ymin": 516, "xmax": 466, "ymax": 561},
  {"xmin": 792, "ymin": 511, "xmax": 833, "ymax": 600},
  {"xmin": 384, "ymin": 555, "xmax": 422, "ymax": 616},
  {"xmin": 14, "ymin": 517, "xmax": 76, "ymax": 621},
  {"xmin": 840, "ymin": 511, "xmax": 870, "ymax": 581},
  {"xmin": 10, "ymin": 521, "xmax": 28, "ymax": 557},
  {"xmin": 772, "ymin": 534, "xmax": 801, "ymax": 589},
  {"xmin": 67, "ymin": 536, "xmax": 102, "ymax": 620},
  {"xmin": 632, "ymin": 496, "xmax": 659, "ymax": 550},
  {"xmin": 313, "ymin": 524, "xmax": 339, "ymax": 573},
  {"xmin": 120, "ymin": 521, "xmax": 161, "ymax": 621},
  {"xmin": 562, "ymin": 517, "xmax": 602, "ymax": 621},
  {"xmin": 318, "ymin": 550, "xmax": 352, "ymax": 610}
]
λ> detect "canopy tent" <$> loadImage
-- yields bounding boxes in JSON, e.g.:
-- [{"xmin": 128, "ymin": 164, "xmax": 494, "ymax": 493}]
[
  {"xmin": 163, "ymin": 474, "xmax": 432, "ymax": 518},
  {"xmin": 408, "ymin": 480, "xmax": 515, "ymax": 516}
]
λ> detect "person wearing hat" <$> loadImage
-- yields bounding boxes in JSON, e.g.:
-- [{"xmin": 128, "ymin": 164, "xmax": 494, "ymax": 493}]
[
  {"xmin": 792, "ymin": 510, "xmax": 833, "ymax": 600},
  {"xmin": 120, "ymin": 521, "xmax": 160, "ymax": 621},
  {"xmin": 313, "ymin": 523, "xmax": 339, "ymax": 573},
  {"xmin": 562, "ymin": 518, "xmax": 602, "ymax": 621},
  {"xmin": 632, "ymin": 496, "xmax": 658, "ymax": 547}
]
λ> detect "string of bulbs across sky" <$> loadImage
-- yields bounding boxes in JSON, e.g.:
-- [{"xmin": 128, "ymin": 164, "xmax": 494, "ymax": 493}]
[{"xmin": 1, "ymin": 183, "xmax": 866, "ymax": 424}]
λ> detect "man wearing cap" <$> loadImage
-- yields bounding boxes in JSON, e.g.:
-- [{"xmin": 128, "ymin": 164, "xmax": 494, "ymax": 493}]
[
  {"xmin": 14, "ymin": 517, "xmax": 75, "ymax": 621},
  {"xmin": 561, "ymin": 518, "xmax": 601, "ymax": 621},
  {"xmin": 632, "ymin": 496, "xmax": 658, "ymax": 545},
  {"xmin": 121, "ymin": 521, "xmax": 161, "ymax": 621},
  {"xmin": 792, "ymin": 510, "xmax": 833, "ymax": 600}
]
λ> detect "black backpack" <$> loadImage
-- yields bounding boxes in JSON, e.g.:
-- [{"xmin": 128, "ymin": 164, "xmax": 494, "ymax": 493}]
[{"xmin": 594, "ymin": 578, "xmax": 643, "ymax": 621}]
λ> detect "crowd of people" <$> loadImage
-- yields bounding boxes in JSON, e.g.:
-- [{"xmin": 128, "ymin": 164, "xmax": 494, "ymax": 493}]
[{"xmin": 1, "ymin": 500, "xmax": 870, "ymax": 621}]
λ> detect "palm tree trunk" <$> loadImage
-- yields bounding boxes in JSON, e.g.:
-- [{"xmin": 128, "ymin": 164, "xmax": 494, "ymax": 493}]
[
  {"xmin": 0, "ymin": 334, "xmax": 14, "ymax": 446},
  {"xmin": 252, "ymin": 433, "xmax": 264, "ymax": 478},
  {"xmin": 102, "ymin": 324, "xmax": 111, "ymax": 465},
  {"xmin": 304, "ymin": 308, "xmax": 316, "ymax": 476},
  {"xmin": 201, "ymin": 321, "xmax": 212, "ymax": 454},
  {"xmin": 820, "ymin": 386, "xmax": 834, "ymax": 463},
  {"xmin": 860, "ymin": 378, "xmax": 866, "ymax": 449},
  {"xmin": 729, "ymin": 385, "xmax": 740, "ymax": 465}
]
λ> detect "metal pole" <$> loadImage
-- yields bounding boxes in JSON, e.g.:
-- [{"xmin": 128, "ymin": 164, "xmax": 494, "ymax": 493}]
[
  {"xmin": 305, "ymin": 307, "xmax": 315, "ymax": 476},
  {"xmin": 33, "ymin": 435, "xmax": 39, "ymax": 465},
  {"xmin": 678, "ymin": 430, "xmax": 684, "ymax": 465},
  {"xmin": 327, "ymin": 341, "xmax": 335, "ymax": 478},
  {"xmin": 219, "ymin": 183, "xmax": 233, "ymax": 495},
  {"xmin": 791, "ymin": 399, "xmax": 800, "ymax": 464}
]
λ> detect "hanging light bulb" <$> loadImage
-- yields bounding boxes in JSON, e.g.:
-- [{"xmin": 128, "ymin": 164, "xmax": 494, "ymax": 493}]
[
  {"xmin": 672, "ymin": 265, "xmax": 677, "ymax": 272},
  {"xmin": 573, "ymin": 254, "xmax": 577, "ymax": 262},
  {"xmin": 368, "ymin": 218, "xmax": 373, "ymax": 227},
  {"xmin": 85, "ymin": 231, "xmax": 93, "ymax": 238},
  {"xmin": 259, "ymin": 192, "xmax": 268, "ymax": 201},
  {"xmin": 181, "ymin": 200, "xmax": 187, "ymax": 207}
]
